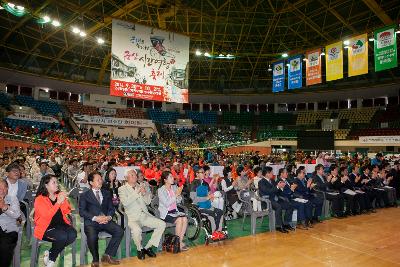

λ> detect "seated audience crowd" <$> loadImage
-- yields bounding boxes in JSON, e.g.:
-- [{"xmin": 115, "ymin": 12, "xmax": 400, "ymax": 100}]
[{"xmin": 0, "ymin": 145, "xmax": 399, "ymax": 266}]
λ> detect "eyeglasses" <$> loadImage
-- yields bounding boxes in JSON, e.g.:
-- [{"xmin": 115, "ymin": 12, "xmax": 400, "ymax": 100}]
[{"xmin": 197, "ymin": 171, "xmax": 204, "ymax": 174}]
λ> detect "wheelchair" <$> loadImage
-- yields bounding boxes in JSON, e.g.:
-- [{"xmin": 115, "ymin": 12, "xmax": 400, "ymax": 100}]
[{"xmin": 186, "ymin": 192, "xmax": 228, "ymax": 245}]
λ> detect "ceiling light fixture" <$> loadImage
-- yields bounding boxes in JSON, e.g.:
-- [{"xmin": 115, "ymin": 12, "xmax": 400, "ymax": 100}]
[
  {"xmin": 42, "ymin": 15, "xmax": 51, "ymax": 23},
  {"xmin": 195, "ymin": 50, "xmax": 202, "ymax": 56},
  {"xmin": 282, "ymin": 53, "xmax": 288, "ymax": 58},
  {"xmin": 79, "ymin": 31, "xmax": 87, "ymax": 37},
  {"xmin": 52, "ymin": 20, "xmax": 60, "ymax": 27},
  {"xmin": 343, "ymin": 40, "xmax": 350, "ymax": 45},
  {"xmin": 72, "ymin": 27, "xmax": 80, "ymax": 34},
  {"xmin": 97, "ymin": 37, "xmax": 104, "ymax": 44}
]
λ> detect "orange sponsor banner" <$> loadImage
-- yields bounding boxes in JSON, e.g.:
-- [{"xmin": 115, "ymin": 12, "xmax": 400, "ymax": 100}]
[{"xmin": 305, "ymin": 48, "xmax": 322, "ymax": 86}]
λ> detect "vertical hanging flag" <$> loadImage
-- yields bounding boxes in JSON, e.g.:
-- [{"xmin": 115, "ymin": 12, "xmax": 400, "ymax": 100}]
[
  {"xmin": 288, "ymin": 55, "xmax": 302, "ymax": 89},
  {"xmin": 325, "ymin": 41, "xmax": 343, "ymax": 81},
  {"xmin": 272, "ymin": 61, "xmax": 285, "ymax": 92},
  {"xmin": 374, "ymin": 25, "xmax": 398, "ymax": 72},
  {"xmin": 348, "ymin": 33, "xmax": 368, "ymax": 77},
  {"xmin": 305, "ymin": 48, "xmax": 322, "ymax": 86}
]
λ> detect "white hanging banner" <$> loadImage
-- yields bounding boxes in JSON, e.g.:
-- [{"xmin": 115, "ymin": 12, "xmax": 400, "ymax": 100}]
[
  {"xmin": 72, "ymin": 114, "xmax": 154, "ymax": 128},
  {"xmin": 359, "ymin": 136, "xmax": 400, "ymax": 144},
  {"xmin": 7, "ymin": 113, "xmax": 59, "ymax": 123},
  {"xmin": 111, "ymin": 19, "xmax": 189, "ymax": 103}
]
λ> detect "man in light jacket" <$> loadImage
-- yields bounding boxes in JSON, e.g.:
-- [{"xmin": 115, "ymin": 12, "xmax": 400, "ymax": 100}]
[
  {"xmin": 119, "ymin": 169, "xmax": 166, "ymax": 260},
  {"xmin": 0, "ymin": 179, "xmax": 21, "ymax": 267}
]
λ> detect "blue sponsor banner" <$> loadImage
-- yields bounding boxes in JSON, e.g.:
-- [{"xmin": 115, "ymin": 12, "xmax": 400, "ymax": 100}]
[
  {"xmin": 272, "ymin": 61, "xmax": 285, "ymax": 92},
  {"xmin": 288, "ymin": 55, "xmax": 302, "ymax": 89}
]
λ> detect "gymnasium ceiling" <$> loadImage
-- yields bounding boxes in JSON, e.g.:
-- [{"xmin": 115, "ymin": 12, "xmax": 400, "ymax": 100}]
[{"xmin": 0, "ymin": 0, "xmax": 399, "ymax": 94}]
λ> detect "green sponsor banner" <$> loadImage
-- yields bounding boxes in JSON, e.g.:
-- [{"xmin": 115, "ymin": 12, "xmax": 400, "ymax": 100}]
[{"xmin": 374, "ymin": 25, "xmax": 397, "ymax": 72}]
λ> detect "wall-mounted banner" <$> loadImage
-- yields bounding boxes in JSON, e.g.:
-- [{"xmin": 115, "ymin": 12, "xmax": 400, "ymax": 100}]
[
  {"xmin": 272, "ymin": 61, "xmax": 285, "ymax": 92},
  {"xmin": 7, "ymin": 113, "xmax": 59, "ymax": 124},
  {"xmin": 348, "ymin": 33, "xmax": 368, "ymax": 77},
  {"xmin": 111, "ymin": 19, "xmax": 189, "ymax": 103},
  {"xmin": 325, "ymin": 41, "xmax": 343, "ymax": 81},
  {"xmin": 305, "ymin": 48, "xmax": 322, "ymax": 86},
  {"xmin": 359, "ymin": 136, "xmax": 400, "ymax": 144},
  {"xmin": 99, "ymin": 107, "xmax": 117, "ymax": 116},
  {"xmin": 374, "ymin": 25, "xmax": 398, "ymax": 72},
  {"xmin": 72, "ymin": 114, "xmax": 155, "ymax": 128},
  {"xmin": 288, "ymin": 55, "xmax": 302, "ymax": 89}
]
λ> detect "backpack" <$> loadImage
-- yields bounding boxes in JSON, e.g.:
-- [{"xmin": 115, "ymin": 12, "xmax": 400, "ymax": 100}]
[{"xmin": 162, "ymin": 233, "xmax": 181, "ymax": 253}]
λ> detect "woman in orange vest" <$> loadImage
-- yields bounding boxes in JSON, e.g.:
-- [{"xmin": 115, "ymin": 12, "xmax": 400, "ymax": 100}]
[{"xmin": 34, "ymin": 174, "xmax": 77, "ymax": 267}]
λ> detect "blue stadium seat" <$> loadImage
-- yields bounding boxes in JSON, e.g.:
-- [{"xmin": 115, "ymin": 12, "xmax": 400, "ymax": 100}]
[
  {"xmin": 185, "ymin": 111, "xmax": 217, "ymax": 124},
  {"xmin": 148, "ymin": 109, "xmax": 180, "ymax": 124},
  {"xmin": 15, "ymin": 95, "xmax": 62, "ymax": 116}
]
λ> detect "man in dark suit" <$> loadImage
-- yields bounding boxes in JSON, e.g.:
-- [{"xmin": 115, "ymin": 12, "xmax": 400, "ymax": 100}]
[
  {"xmin": 277, "ymin": 168, "xmax": 313, "ymax": 230},
  {"xmin": 312, "ymin": 164, "xmax": 345, "ymax": 218},
  {"xmin": 293, "ymin": 168, "xmax": 323, "ymax": 223},
  {"xmin": 258, "ymin": 167, "xmax": 293, "ymax": 233},
  {"xmin": 349, "ymin": 165, "xmax": 374, "ymax": 213},
  {"xmin": 79, "ymin": 171, "xmax": 123, "ymax": 267}
]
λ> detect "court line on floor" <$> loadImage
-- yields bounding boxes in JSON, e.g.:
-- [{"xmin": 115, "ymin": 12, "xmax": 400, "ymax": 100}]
[{"xmin": 308, "ymin": 234, "xmax": 400, "ymax": 266}]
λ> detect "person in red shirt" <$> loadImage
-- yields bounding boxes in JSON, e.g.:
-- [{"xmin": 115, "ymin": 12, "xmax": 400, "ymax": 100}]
[
  {"xmin": 144, "ymin": 167, "xmax": 155, "ymax": 180},
  {"xmin": 34, "ymin": 175, "xmax": 77, "ymax": 267}
]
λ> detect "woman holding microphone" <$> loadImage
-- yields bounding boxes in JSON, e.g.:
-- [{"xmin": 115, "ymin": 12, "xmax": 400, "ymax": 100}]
[{"xmin": 34, "ymin": 174, "xmax": 77, "ymax": 267}]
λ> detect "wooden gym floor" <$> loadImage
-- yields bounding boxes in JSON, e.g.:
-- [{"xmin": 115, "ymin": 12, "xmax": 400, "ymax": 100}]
[{"xmin": 83, "ymin": 207, "xmax": 400, "ymax": 267}]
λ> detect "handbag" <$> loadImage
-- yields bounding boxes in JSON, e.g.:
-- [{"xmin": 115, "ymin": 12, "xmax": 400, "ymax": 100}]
[{"xmin": 162, "ymin": 233, "xmax": 181, "ymax": 253}]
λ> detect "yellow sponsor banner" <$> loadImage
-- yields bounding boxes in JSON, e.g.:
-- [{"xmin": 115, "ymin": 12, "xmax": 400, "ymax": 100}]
[
  {"xmin": 325, "ymin": 41, "xmax": 343, "ymax": 81},
  {"xmin": 348, "ymin": 33, "xmax": 368, "ymax": 77}
]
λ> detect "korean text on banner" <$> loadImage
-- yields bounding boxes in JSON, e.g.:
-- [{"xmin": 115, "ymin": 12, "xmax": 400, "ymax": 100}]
[
  {"xmin": 111, "ymin": 19, "xmax": 189, "ymax": 103},
  {"xmin": 348, "ymin": 33, "xmax": 368, "ymax": 77},
  {"xmin": 325, "ymin": 41, "xmax": 343, "ymax": 81},
  {"xmin": 374, "ymin": 25, "xmax": 398, "ymax": 72},
  {"xmin": 288, "ymin": 55, "xmax": 302, "ymax": 89},
  {"xmin": 272, "ymin": 61, "xmax": 285, "ymax": 92},
  {"xmin": 305, "ymin": 48, "xmax": 322, "ymax": 86}
]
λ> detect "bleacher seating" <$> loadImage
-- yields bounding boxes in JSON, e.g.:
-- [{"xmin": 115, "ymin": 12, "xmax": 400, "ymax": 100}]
[
  {"xmin": 338, "ymin": 107, "xmax": 378, "ymax": 124},
  {"xmin": 16, "ymin": 95, "xmax": 62, "ymax": 116},
  {"xmin": 116, "ymin": 107, "xmax": 147, "ymax": 119},
  {"xmin": 65, "ymin": 101, "xmax": 100, "ymax": 116},
  {"xmin": 296, "ymin": 111, "xmax": 332, "ymax": 125},
  {"xmin": 334, "ymin": 129, "xmax": 350, "ymax": 140},
  {"xmin": 0, "ymin": 92, "xmax": 11, "ymax": 109},
  {"xmin": 185, "ymin": 111, "xmax": 217, "ymax": 124},
  {"xmin": 148, "ymin": 109, "xmax": 180, "ymax": 124},
  {"xmin": 222, "ymin": 112, "xmax": 254, "ymax": 126},
  {"xmin": 372, "ymin": 106, "xmax": 400, "ymax": 128},
  {"xmin": 4, "ymin": 118, "xmax": 60, "ymax": 131},
  {"xmin": 259, "ymin": 112, "xmax": 295, "ymax": 126}
]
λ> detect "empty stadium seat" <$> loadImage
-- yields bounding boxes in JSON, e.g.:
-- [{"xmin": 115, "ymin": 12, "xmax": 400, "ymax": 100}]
[
  {"xmin": 222, "ymin": 112, "xmax": 254, "ymax": 126},
  {"xmin": 296, "ymin": 110, "xmax": 332, "ymax": 126},
  {"xmin": 185, "ymin": 111, "xmax": 217, "ymax": 124},
  {"xmin": 65, "ymin": 101, "xmax": 100, "ymax": 116},
  {"xmin": 148, "ymin": 109, "xmax": 180, "ymax": 124},
  {"xmin": 259, "ymin": 112, "xmax": 295, "ymax": 127},
  {"xmin": 0, "ymin": 92, "xmax": 11, "ymax": 109},
  {"xmin": 338, "ymin": 107, "xmax": 378, "ymax": 124},
  {"xmin": 16, "ymin": 95, "xmax": 62, "ymax": 116}
]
